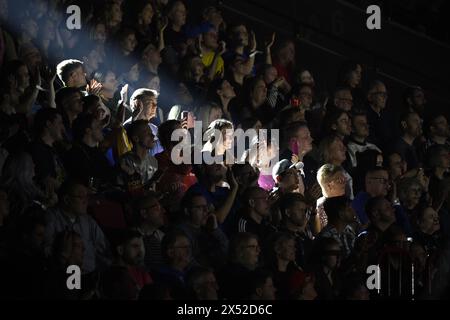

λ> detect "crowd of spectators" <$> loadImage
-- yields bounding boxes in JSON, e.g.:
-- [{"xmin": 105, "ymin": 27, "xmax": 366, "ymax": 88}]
[{"xmin": 0, "ymin": 0, "xmax": 449, "ymax": 300}]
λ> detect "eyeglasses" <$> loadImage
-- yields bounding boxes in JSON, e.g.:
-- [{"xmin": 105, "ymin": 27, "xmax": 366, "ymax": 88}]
[{"xmin": 245, "ymin": 244, "xmax": 260, "ymax": 250}]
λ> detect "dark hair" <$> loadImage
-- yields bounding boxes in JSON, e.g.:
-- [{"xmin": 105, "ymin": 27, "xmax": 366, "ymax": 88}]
[
  {"xmin": 229, "ymin": 232, "xmax": 258, "ymax": 262},
  {"xmin": 55, "ymin": 87, "xmax": 81, "ymax": 110},
  {"xmin": 58, "ymin": 179, "xmax": 87, "ymax": 200},
  {"xmin": 403, "ymin": 86, "xmax": 423, "ymax": 107},
  {"xmin": 161, "ymin": 229, "xmax": 190, "ymax": 261},
  {"xmin": 241, "ymin": 186, "xmax": 264, "ymax": 207},
  {"xmin": 72, "ymin": 113, "xmax": 97, "ymax": 142},
  {"xmin": 365, "ymin": 196, "xmax": 386, "ymax": 220},
  {"xmin": 92, "ymin": 67, "xmax": 116, "ymax": 84},
  {"xmin": 1, "ymin": 60, "xmax": 27, "ymax": 88},
  {"xmin": 423, "ymin": 113, "xmax": 447, "ymax": 138},
  {"xmin": 99, "ymin": 266, "xmax": 137, "ymax": 300},
  {"xmin": 109, "ymin": 229, "xmax": 143, "ymax": 258},
  {"xmin": 56, "ymin": 59, "xmax": 84, "ymax": 85},
  {"xmin": 426, "ymin": 144, "xmax": 449, "ymax": 169},
  {"xmin": 277, "ymin": 108, "xmax": 303, "ymax": 128},
  {"xmin": 333, "ymin": 86, "xmax": 352, "ymax": 97},
  {"xmin": 323, "ymin": 196, "xmax": 350, "ymax": 224},
  {"xmin": 279, "ymin": 192, "xmax": 308, "ymax": 215},
  {"xmin": 321, "ymin": 109, "xmax": 349, "ymax": 136},
  {"xmin": 180, "ymin": 191, "xmax": 205, "ymax": 212},
  {"xmin": 82, "ymin": 94, "xmax": 101, "ymax": 114},
  {"xmin": 158, "ymin": 120, "xmax": 181, "ymax": 149},
  {"xmin": 367, "ymin": 79, "xmax": 385, "ymax": 94},
  {"xmin": 249, "ymin": 268, "xmax": 273, "ymax": 294},
  {"xmin": 133, "ymin": 191, "xmax": 160, "ymax": 214},
  {"xmin": 185, "ymin": 266, "xmax": 215, "ymax": 291},
  {"xmin": 337, "ymin": 61, "xmax": 361, "ymax": 87},
  {"xmin": 33, "ymin": 108, "xmax": 61, "ymax": 137},
  {"xmin": 17, "ymin": 205, "xmax": 47, "ymax": 236},
  {"xmin": 126, "ymin": 119, "xmax": 150, "ymax": 142}
]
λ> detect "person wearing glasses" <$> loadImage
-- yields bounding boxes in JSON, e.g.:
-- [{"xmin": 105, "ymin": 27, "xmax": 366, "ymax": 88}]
[
  {"xmin": 175, "ymin": 192, "xmax": 229, "ymax": 270},
  {"xmin": 154, "ymin": 229, "xmax": 193, "ymax": 299},
  {"xmin": 352, "ymin": 166, "xmax": 390, "ymax": 228},
  {"xmin": 44, "ymin": 179, "xmax": 111, "ymax": 275},
  {"xmin": 333, "ymin": 87, "xmax": 353, "ymax": 112}
]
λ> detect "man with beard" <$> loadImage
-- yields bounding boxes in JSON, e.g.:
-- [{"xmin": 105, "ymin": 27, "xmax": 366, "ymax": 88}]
[
  {"xmin": 392, "ymin": 112, "xmax": 423, "ymax": 171},
  {"xmin": 404, "ymin": 86, "xmax": 426, "ymax": 118},
  {"xmin": 108, "ymin": 229, "xmax": 152, "ymax": 292},
  {"xmin": 235, "ymin": 186, "xmax": 276, "ymax": 241},
  {"xmin": 424, "ymin": 113, "xmax": 450, "ymax": 151}
]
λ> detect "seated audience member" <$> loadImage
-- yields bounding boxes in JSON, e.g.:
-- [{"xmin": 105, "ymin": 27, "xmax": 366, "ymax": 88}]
[
  {"xmin": 352, "ymin": 166, "xmax": 390, "ymax": 227},
  {"xmin": 271, "ymin": 159, "xmax": 302, "ymax": 195},
  {"xmin": 235, "ymin": 187, "xmax": 276, "ymax": 240},
  {"xmin": 107, "ymin": 229, "xmax": 153, "ymax": 292},
  {"xmin": 318, "ymin": 196, "xmax": 357, "ymax": 258},
  {"xmin": 346, "ymin": 110, "xmax": 381, "ymax": 168},
  {"xmin": 176, "ymin": 193, "xmax": 228, "ymax": 267},
  {"xmin": 279, "ymin": 193, "xmax": 314, "ymax": 269},
  {"xmin": 218, "ymin": 232, "xmax": 261, "ymax": 300},
  {"xmin": 124, "ymin": 88, "xmax": 163, "ymax": 156},
  {"xmin": 154, "ymin": 230, "xmax": 193, "ymax": 299},
  {"xmin": 29, "ymin": 108, "xmax": 66, "ymax": 193},
  {"xmin": 287, "ymin": 271, "xmax": 317, "ymax": 300},
  {"xmin": 266, "ymin": 232, "xmax": 301, "ymax": 299},
  {"xmin": 44, "ymin": 180, "xmax": 111, "ymax": 274},
  {"xmin": 392, "ymin": 112, "xmax": 423, "ymax": 171},
  {"xmin": 119, "ymin": 120, "xmax": 158, "ymax": 193},
  {"xmin": 132, "ymin": 193, "xmax": 166, "ymax": 272},
  {"xmin": 56, "ymin": 59, "xmax": 87, "ymax": 89},
  {"xmin": 64, "ymin": 113, "xmax": 116, "ymax": 187},
  {"xmin": 248, "ymin": 268, "xmax": 277, "ymax": 300},
  {"xmin": 314, "ymin": 164, "xmax": 347, "ymax": 233},
  {"xmin": 309, "ymin": 237, "xmax": 343, "ymax": 300},
  {"xmin": 185, "ymin": 266, "xmax": 220, "ymax": 300},
  {"xmin": 55, "ymin": 87, "xmax": 84, "ymax": 142}
]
